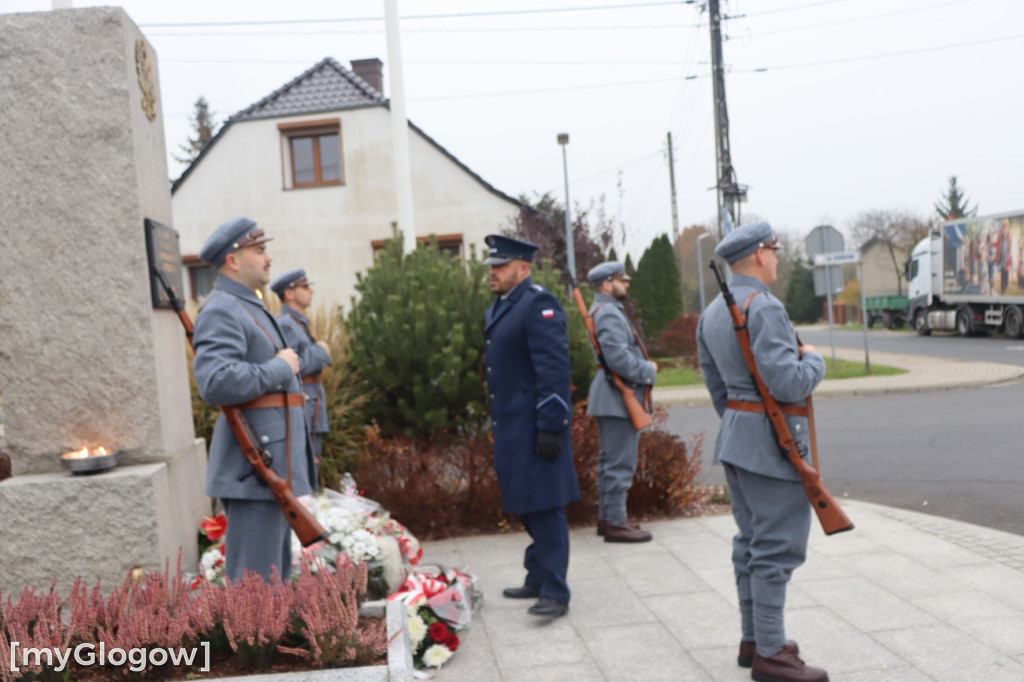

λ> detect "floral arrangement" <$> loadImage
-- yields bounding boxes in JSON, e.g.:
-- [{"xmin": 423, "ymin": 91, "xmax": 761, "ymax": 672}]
[
  {"xmin": 197, "ymin": 474, "xmax": 421, "ymax": 596},
  {"xmin": 194, "ymin": 476, "xmax": 481, "ymax": 674},
  {"xmin": 388, "ymin": 565, "xmax": 481, "ymax": 672}
]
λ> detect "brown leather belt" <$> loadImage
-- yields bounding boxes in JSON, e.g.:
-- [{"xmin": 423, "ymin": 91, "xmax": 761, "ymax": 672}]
[
  {"xmin": 301, "ymin": 374, "xmax": 321, "ymax": 385},
  {"xmin": 727, "ymin": 399, "xmax": 808, "ymax": 418},
  {"xmin": 239, "ymin": 393, "xmax": 305, "ymax": 409}
]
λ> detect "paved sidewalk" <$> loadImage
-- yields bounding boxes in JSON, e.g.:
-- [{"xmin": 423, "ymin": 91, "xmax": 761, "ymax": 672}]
[
  {"xmin": 652, "ymin": 347, "xmax": 1024, "ymax": 406},
  {"xmin": 424, "ymin": 500, "xmax": 1024, "ymax": 681},
  {"xmin": 423, "ymin": 352, "xmax": 1024, "ymax": 681}
]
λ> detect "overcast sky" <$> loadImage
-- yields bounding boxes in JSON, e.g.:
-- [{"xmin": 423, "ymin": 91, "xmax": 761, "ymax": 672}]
[{"xmin": 5, "ymin": 0, "xmax": 1022, "ymax": 258}]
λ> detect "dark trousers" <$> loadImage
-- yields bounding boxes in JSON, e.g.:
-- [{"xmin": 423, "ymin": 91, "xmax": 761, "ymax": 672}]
[
  {"xmin": 222, "ymin": 498, "xmax": 293, "ymax": 583},
  {"xmin": 521, "ymin": 507, "xmax": 571, "ymax": 604}
]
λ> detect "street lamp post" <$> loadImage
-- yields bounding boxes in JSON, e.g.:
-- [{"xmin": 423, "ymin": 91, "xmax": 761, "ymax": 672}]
[
  {"xmin": 557, "ymin": 133, "xmax": 575, "ymax": 283},
  {"xmin": 697, "ymin": 232, "xmax": 712, "ymax": 312}
]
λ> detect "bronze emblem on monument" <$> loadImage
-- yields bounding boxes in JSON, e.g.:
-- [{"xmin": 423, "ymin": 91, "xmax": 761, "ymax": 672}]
[{"xmin": 134, "ymin": 39, "xmax": 157, "ymax": 122}]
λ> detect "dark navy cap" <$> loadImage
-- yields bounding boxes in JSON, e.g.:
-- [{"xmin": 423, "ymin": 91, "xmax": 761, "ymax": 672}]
[
  {"xmin": 270, "ymin": 268, "xmax": 311, "ymax": 298},
  {"xmin": 587, "ymin": 261, "xmax": 628, "ymax": 286},
  {"xmin": 198, "ymin": 217, "xmax": 272, "ymax": 268},
  {"xmin": 483, "ymin": 234, "xmax": 538, "ymax": 265},
  {"xmin": 714, "ymin": 221, "xmax": 778, "ymax": 263}
]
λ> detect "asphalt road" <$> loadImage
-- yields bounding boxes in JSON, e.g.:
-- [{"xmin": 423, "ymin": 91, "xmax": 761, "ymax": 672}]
[{"xmin": 664, "ymin": 326, "xmax": 1024, "ymax": 537}]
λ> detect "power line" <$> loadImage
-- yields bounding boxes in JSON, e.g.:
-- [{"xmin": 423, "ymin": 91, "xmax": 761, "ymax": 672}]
[
  {"xmin": 409, "ymin": 74, "xmax": 707, "ymax": 103},
  {"xmin": 736, "ymin": 31, "xmax": 1024, "ymax": 73},
  {"xmin": 139, "ymin": 1, "xmax": 691, "ymax": 28},
  {"xmin": 736, "ymin": 0, "xmax": 973, "ymax": 39}
]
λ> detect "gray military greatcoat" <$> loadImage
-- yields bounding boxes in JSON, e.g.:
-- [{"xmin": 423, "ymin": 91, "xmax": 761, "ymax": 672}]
[
  {"xmin": 193, "ymin": 276, "xmax": 317, "ymax": 501},
  {"xmin": 585, "ymin": 292, "xmax": 657, "ymax": 418},
  {"xmin": 696, "ymin": 274, "xmax": 825, "ymax": 481},
  {"xmin": 277, "ymin": 306, "xmax": 331, "ymax": 437}
]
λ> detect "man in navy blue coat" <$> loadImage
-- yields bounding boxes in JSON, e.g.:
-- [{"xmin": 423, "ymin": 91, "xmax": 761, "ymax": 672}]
[{"xmin": 483, "ymin": 234, "xmax": 580, "ymax": 618}]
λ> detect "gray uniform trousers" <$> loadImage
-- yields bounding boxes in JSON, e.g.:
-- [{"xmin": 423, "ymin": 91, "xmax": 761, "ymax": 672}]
[
  {"xmin": 724, "ymin": 463, "xmax": 811, "ymax": 657},
  {"xmin": 222, "ymin": 498, "xmax": 293, "ymax": 583},
  {"xmin": 596, "ymin": 416, "xmax": 640, "ymax": 526}
]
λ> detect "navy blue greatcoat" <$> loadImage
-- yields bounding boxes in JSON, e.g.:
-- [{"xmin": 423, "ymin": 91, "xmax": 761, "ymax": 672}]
[{"xmin": 484, "ymin": 278, "xmax": 581, "ymax": 514}]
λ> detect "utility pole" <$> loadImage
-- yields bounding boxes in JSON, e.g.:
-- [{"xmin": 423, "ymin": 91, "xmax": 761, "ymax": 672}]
[
  {"xmin": 707, "ymin": 0, "xmax": 746, "ymax": 238},
  {"xmin": 666, "ymin": 131, "xmax": 686, "ymax": 309}
]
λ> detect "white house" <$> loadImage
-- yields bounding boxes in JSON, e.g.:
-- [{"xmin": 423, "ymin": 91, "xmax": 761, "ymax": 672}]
[{"xmin": 171, "ymin": 57, "xmax": 523, "ymax": 311}]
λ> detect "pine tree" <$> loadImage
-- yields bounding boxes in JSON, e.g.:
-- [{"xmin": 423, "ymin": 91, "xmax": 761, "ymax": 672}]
[
  {"xmin": 934, "ymin": 175, "xmax": 977, "ymax": 220},
  {"xmin": 346, "ymin": 236, "xmax": 491, "ymax": 439},
  {"xmin": 607, "ymin": 246, "xmax": 618, "ymax": 262},
  {"xmin": 630, "ymin": 234, "xmax": 683, "ymax": 338},
  {"xmin": 784, "ymin": 258, "xmax": 825, "ymax": 324},
  {"xmin": 345, "ymin": 235, "xmax": 597, "ymax": 438},
  {"xmin": 624, "ymin": 254, "xmax": 636, "ymax": 277},
  {"xmin": 175, "ymin": 96, "xmax": 218, "ymax": 165}
]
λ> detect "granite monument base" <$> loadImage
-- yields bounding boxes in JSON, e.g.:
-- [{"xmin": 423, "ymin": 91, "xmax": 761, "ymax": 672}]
[{"xmin": 0, "ymin": 439, "xmax": 208, "ymax": 595}]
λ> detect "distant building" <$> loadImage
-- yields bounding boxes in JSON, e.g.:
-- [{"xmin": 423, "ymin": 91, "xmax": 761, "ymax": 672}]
[{"xmin": 171, "ymin": 57, "xmax": 522, "ymax": 310}]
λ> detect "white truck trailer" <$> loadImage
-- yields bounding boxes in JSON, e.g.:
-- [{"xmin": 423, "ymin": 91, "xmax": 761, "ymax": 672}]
[{"xmin": 907, "ymin": 209, "xmax": 1024, "ymax": 337}]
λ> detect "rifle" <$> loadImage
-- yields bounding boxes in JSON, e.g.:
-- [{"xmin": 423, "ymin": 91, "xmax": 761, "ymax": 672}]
[
  {"xmin": 153, "ymin": 268, "xmax": 328, "ymax": 547},
  {"xmin": 708, "ymin": 261, "xmax": 853, "ymax": 536},
  {"xmin": 570, "ymin": 279, "xmax": 653, "ymax": 430}
]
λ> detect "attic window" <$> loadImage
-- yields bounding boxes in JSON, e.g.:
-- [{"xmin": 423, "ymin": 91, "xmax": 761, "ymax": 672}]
[{"xmin": 279, "ymin": 118, "xmax": 343, "ymax": 189}]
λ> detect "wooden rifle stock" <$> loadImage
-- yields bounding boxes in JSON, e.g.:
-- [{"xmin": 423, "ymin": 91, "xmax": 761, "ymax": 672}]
[
  {"xmin": 571, "ymin": 285, "xmax": 652, "ymax": 430},
  {"xmin": 708, "ymin": 261, "xmax": 853, "ymax": 536},
  {"xmin": 153, "ymin": 268, "xmax": 328, "ymax": 547}
]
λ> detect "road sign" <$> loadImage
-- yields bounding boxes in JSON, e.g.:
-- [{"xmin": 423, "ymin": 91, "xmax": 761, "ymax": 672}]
[
  {"xmin": 813, "ymin": 252, "xmax": 860, "ymax": 266},
  {"xmin": 806, "ymin": 225, "xmax": 844, "ymax": 296}
]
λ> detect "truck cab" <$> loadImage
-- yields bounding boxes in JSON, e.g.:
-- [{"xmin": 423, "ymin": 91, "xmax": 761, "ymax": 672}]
[{"xmin": 906, "ymin": 234, "xmax": 938, "ymax": 334}]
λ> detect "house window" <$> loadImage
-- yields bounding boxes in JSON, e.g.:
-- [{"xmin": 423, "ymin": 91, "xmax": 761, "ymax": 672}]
[
  {"xmin": 279, "ymin": 118, "xmax": 343, "ymax": 189},
  {"xmin": 184, "ymin": 256, "xmax": 217, "ymax": 301},
  {"xmin": 371, "ymin": 234, "xmax": 465, "ymax": 260}
]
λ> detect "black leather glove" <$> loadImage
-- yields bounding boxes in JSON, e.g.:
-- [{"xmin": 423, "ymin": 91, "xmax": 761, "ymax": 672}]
[{"xmin": 536, "ymin": 430, "xmax": 563, "ymax": 462}]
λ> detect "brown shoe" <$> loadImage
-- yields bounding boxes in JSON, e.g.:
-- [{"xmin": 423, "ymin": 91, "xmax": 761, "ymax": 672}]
[
  {"xmin": 603, "ymin": 523, "xmax": 652, "ymax": 543},
  {"xmin": 597, "ymin": 520, "xmax": 641, "ymax": 536},
  {"xmin": 752, "ymin": 644, "xmax": 827, "ymax": 682},
  {"xmin": 738, "ymin": 640, "xmax": 799, "ymax": 668}
]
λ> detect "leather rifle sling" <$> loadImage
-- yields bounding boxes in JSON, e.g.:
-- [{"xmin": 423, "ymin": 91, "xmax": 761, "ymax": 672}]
[
  {"xmin": 242, "ymin": 305, "xmax": 293, "ymax": 487},
  {"xmin": 741, "ymin": 292, "xmax": 820, "ymax": 470},
  {"xmin": 795, "ymin": 332, "xmax": 821, "ymax": 471}
]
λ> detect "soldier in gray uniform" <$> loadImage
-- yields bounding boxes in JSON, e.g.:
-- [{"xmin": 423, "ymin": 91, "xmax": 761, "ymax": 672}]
[
  {"xmin": 585, "ymin": 261, "xmax": 657, "ymax": 543},
  {"xmin": 697, "ymin": 222, "xmax": 829, "ymax": 682},
  {"xmin": 271, "ymin": 268, "xmax": 332, "ymax": 462},
  {"xmin": 192, "ymin": 217, "xmax": 317, "ymax": 583}
]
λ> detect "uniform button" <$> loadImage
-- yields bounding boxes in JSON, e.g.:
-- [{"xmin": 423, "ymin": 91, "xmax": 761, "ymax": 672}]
[
  {"xmin": 563, "ymin": 419, "xmax": 569, "ymax": 425},
  {"xmin": 490, "ymin": 394, "xmax": 495, "ymax": 400},
  {"xmin": 487, "ymin": 366, "xmax": 492, "ymax": 372},
  {"xmin": 493, "ymin": 421, "xmax": 498, "ymax": 427},
  {"xmin": 260, "ymin": 435, "xmax": 270, "ymax": 444},
  {"xmin": 486, "ymin": 339, "xmax": 491, "ymax": 345}
]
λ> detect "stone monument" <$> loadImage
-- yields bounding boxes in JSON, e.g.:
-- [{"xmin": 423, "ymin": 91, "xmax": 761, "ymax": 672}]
[{"xmin": 0, "ymin": 7, "xmax": 208, "ymax": 593}]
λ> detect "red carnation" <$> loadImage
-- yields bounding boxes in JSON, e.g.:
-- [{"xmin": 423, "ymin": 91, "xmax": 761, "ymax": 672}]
[
  {"xmin": 428, "ymin": 622, "xmax": 449, "ymax": 642},
  {"xmin": 445, "ymin": 633, "xmax": 460, "ymax": 651}
]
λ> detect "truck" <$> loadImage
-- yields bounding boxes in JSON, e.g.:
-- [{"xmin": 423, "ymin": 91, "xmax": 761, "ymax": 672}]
[
  {"xmin": 907, "ymin": 209, "xmax": 1024, "ymax": 337},
  {"xmin": 861, "ymin": 237, "xmax": 908, "ymax": 329}
]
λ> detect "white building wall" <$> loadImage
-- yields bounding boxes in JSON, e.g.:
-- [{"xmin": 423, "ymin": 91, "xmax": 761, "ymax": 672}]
[{"xmin": 172, "ymin": 106, "xmax": 519, "ymax": 313}]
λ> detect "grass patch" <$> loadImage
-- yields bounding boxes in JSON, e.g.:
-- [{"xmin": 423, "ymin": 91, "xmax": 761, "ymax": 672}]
[{"xmin": 656, "ymin": 357, "xmax": 907, "ymax": 387}]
